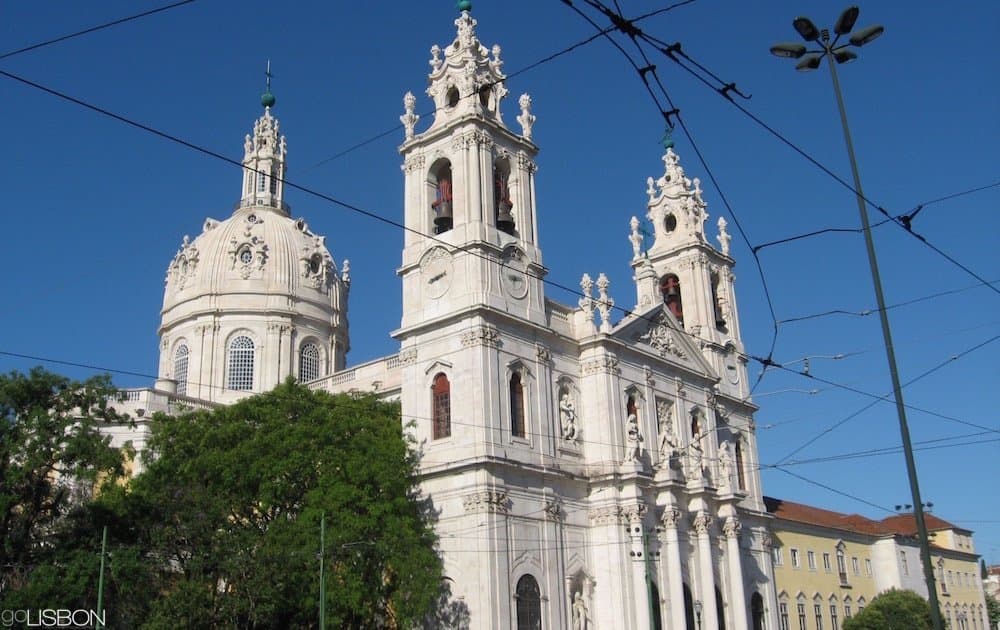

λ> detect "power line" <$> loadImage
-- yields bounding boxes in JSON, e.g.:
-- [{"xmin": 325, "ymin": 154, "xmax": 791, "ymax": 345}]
[
  {"xmin": 559, "ymin": 0, "xmax": 781, "ymax": 394},
  {"xmin": 777, "ymin": 278, "xmax": 1000, "ymax": 325},
  {"xmin": 307, "ymin": 0, "xmax": 697, "ymax": 170},
  {"xmin": 624, "ymin": 27, "xmax": 999, "ymax": 298},
  {"xmin": 761, "ymin": 333, "xmax": 1000, "ymax": 466},
  {"xmin": 769, "ymin": 467, "xmax": 895, "ymax": 514},
  {"xmin": 0, "ymin": 52, "xmax": 769, "ymax": 393},
  {"xmin": 0, "ymin": 0, "xmax": 198, "ymax": 62}
]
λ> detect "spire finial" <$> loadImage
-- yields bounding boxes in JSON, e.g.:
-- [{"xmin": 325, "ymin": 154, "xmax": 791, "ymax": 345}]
[
  {"xmin": 660, "ymin": 125, "xmax": 675, "ymax": 150},
  {"xmin": 261, "ymin": 60, "xmax": 276, "ymax": 109},
  {"xmin": 457, "ymin": 0, "xmax": 472, "ymax": 12}
]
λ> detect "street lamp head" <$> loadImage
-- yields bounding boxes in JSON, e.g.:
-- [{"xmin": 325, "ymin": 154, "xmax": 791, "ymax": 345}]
[
  {"xmin": 695, "ymin": 600, "xmax": 703, "ymax": 614},
  {"xmin": 795, "ymin": 54, "xmax": 824, "ymax": 72},
  {"xmin": 770, "ymin": 42, "xmax": 807, "ymax": 58},
  {"xmin": 833, "ymin": 49, "xmax": 858, "ymax": 64},
  {"xmin": 834, "ymin": 6, "xmax": 860, "ymax": 35},
  {"xmin": 793, "ymin": 16, "xmax": 821, "ymax": 42},
  {"xmin": 850, "ymin": 24, "xmax": 884, "ymax": 47}
]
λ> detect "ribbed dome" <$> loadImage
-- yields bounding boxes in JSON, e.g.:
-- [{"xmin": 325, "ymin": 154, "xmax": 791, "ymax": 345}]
[
  {"xmin": 162, "ymin": 204, "xmax": 347, "ymax": 319},
  {"xmin": 154, "ymin": 104, "xmax": 350, "ymax": 403}
]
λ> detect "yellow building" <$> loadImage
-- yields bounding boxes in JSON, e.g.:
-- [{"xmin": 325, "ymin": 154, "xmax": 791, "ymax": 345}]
[{"xmin": 766, "ymin": 497, "xmax": 989, "ymax": 630}]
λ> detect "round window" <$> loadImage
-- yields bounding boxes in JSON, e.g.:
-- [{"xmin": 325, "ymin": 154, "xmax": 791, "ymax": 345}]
[
  {"xmin": 663, "ymin": 213, "xmax": 677, "ymax": 233},
  {"xmin": 309, "ymin": 254, "xmax": 322, "ymax": 274},
  {"xmin": 239, "ymin": 249, "xmax": 253, "ymax": 264},
  {"xmin": 446, "ymin": 87, "xmax": 460, "ymax": 108}
]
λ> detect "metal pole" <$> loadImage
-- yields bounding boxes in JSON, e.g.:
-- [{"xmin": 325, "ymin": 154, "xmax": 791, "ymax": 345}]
[
  {"xmin": 824, "ymin": 43, "xmax": 944, "ymax": 630},
  {"xmin": 96, "ymin": 525, "xmax": 107, "ymax": 630},
  {"xmin": 319, "ymin": 512, "xmax": 326, "ymax": 630}
]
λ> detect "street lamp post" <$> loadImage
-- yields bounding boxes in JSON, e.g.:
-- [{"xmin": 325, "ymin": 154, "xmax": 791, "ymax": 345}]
[{"xmin": 771, "ymin": 8, "xmax": 944, "ymax": 630}]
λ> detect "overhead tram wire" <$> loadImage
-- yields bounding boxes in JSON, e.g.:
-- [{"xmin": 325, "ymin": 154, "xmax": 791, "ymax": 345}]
[
  {"xmin": 620, "ymin": 28, "xmax": 1000, "ymax": 297},
  {"xmin": 755, "ymin": 180, "xmax": 1000, "ymax": 253},
  {"xmin": 307, "ymin": 0, "xmax": 699, "ymax": 170},
  {"xmin": 558, "ymin": 0, "xmax": 782, "ymax": 394},
  {"xmin": 757, "ymin": 333, "xmax": 1000, "ymax": 463},
  {"xmin": 777, "ymin": 278, "xmax": 1000, "ymax": 325},
  {"xmin": 0, "ymin": 54, "xmax": 773, "ymax": 399},
  {"xmin": 770, "ymin": 467, "xmax": 896, "ymax": 514},
  {"xmin": 0, "ymin": 0, "xmax": 199, "ymax": 62}
]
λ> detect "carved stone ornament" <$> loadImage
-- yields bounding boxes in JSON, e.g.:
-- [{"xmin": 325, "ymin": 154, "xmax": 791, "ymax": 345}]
[
  {"xmin": 460, "ymin": 325, "xmax": 500, "ymax": 348},
  {"xmin": 634, "ymin": 312, "xmax": 686, "ymax": 359},
  {"xmin": 397, "ymin": 348, "xmax": 417, "ymax": 366},
  {"xmin": 400, "ymin": 91, "xmax": 419, "ymax": 141},
  {"xmin": 462, "ymin": 490, "xmax": 510, "ymax": 514},
  {"xmin": 402, "ymin": 153, "xmax": 426, "ymax": 174},
  {"xmin": 229, "ymin": 235, "xmax": 268, "ymax": 280},
  {"xmin": 692, "ymin": 512, "xmax": 712, "ymax": 535},
  {"xmin": 622, "ymin": 503, "xmax": 648, "ymax": 525},
  {"xmin": 536, "ymin": 344, "xmax": 551, "ymax": 362},
  {"xmin": 723, "ymin": 517, "xmax": 742, "ymax": 539},
  {"xmin": 544, "ymin": 498, "xmax": 564, "ymax": 521},
  {"xmin": 166, "ymin": 234, "xmax": 199, "ymax": 290},
  {"xmin": 516, "ymin": 93, "xmax": 536, "ymax": 140},
  {"xmin": 581, "ymin": 356, "xmax": 619, "ymax": 376},
  {"xmin": 299, "ymin": 236, "xmax": 334, "ymax": 291},
  {"xmin": 661, "ymin": 507, "xmax": 682, "ymax": 529},
  {"xmin": 588, "ymin": 505, "xmax": 624, "ymax": 526}
]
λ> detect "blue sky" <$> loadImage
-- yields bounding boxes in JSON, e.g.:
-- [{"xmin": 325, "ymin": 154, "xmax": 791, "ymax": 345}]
[{"xmin": 1, "ymin": 2, "xmax": 997, "ymax": 561}]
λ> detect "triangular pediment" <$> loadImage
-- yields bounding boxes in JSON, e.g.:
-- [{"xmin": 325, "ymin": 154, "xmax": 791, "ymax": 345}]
[{"xmin": 611, "ymin": 304, "xmax": 716, "ymax": 376}]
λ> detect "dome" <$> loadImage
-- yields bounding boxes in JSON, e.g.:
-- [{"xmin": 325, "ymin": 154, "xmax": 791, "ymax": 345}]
[{"xmin": 155, "ymin": 106, "xmax": 350, "ymax": 403}]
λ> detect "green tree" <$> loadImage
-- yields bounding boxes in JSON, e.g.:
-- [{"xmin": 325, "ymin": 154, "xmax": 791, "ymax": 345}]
[
  {"xmin": 103, "ymin": 381, "xmax": 442, "ymax": 628},
  {"xmin": 0, "ymin": 367, "xmax": 126, "ymax": 598},
  {"xmin": 843, "ymin": 588, "xmax": 932, "ymax": 630},
  {"xmin": 986, "ymin": 593, "xmax": 1000, "ymax": 630}
]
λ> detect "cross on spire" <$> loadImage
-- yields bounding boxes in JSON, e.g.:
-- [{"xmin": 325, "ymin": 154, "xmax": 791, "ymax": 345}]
[{"xmin": 261, "ymin": 60, "xmax": 276, "ymax": 109}]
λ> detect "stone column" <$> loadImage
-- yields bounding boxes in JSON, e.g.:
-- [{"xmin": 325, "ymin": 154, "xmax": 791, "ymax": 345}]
[
  {"xmin": 693, "ymin": 511, "xmax": 719, "ymax": 630},
  {"xmin": 660, "ymin": 507, "xmax": 687, "ymax": 630},
  {"xmin": 625, "ymin": 504, "xmax": 651, "ymax": 630},
  {"xmin": 724, "ymin": 517, "xmax": 749, "ymax": 630}
]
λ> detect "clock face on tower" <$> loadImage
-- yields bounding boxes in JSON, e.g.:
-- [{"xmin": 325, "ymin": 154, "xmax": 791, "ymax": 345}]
[
  {"xmin": 500, "ymin": 246, "xmax": 528, "ymax": 299},
  {"xmin": 421, "ymin": 247, "xmax": 453, "ymax": 299}
]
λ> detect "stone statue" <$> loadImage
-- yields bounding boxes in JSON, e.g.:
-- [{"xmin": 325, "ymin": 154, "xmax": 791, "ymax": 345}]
[
  {"xmin": 623, "ymin": 413, "xmax": 643, "ymax": 463},
  {"xmin": 516, "ymin": 93, "xmax": 536, "ymax": 140},
  {"xmin": 629, "ymin": 216, "xmax": 643, "ymax": 260},
  {"xmin": 572, "ymin": 592, "xmax": 590, "ymax": 630},
  {"xmin": 560, "ymin": 391, "xmax": 578, "ymax": 443},
  {"xmin": 400, "ymin": 91, "xmax": 419, "ymax": 141},
  {"xmin": 717, "ymin": 441, "xmax": 733, "ymax": 490},
  {"xmin": 717, "ymin": 216, "xmax": 731, "ymax": 255},
  {"xmin": 688, "ymin": 437, "xmax": 704, "ymax": 479},
  {"xmin": 657, "ymin": 418, "xmax": 678, "ymax": 467}
]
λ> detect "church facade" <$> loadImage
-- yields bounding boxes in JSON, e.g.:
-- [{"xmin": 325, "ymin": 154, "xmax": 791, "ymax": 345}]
[{"xmin": 108, "ymin": 8, "xmax": 777, "ymax": 629}]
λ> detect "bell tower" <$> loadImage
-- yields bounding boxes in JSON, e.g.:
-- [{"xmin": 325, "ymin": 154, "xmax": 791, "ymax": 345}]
[
  {"xmin": 631, "ymin": 143, "xmax": 748, "ymax": 400},
  {"xmin": 396, "ymin": 5, "xmax": 545, "ymax": 329}
]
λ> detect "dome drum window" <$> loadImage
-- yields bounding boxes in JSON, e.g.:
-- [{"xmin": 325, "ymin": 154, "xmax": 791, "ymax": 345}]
[
  {"xmin": 173, "ymin": 344, "xmax": 189, "ymax": 396},
  {"xmin": 299, "ymin": 342, "xmax": 321, "ymax": 382},
  {"xmin": 227, "ymin": 336, "xmax": 255, "ymax": 391}
]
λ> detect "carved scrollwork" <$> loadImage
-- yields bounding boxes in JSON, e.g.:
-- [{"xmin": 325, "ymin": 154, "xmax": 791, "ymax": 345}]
[
  {"xmin": 460, "ymin": 325, "xmax": 500, "ymax": 348},
  {"xmin": 661, "ymin": 507, "xmax": 682, "ymax": 529},
  {"xmin": 581, "ymin": 356, "xmax": 619, "ymax": 376},
  {"xmin": 692, "ymin": 512, "xmax": 712, "ymax": 535},
  {"xmin": 544, "ymin": 498, "xmax": 564, "ymax": 522},
  {"xmin": 634, "ymin": 312, "xmax": 686, "ymax": 359},
  {"xmin": 462, "ymin": 490, "xmax": 510, "ymax": 514},
  {"xmin": 588, "ymin": 505, "xmax": 623, "ymax": 526}
]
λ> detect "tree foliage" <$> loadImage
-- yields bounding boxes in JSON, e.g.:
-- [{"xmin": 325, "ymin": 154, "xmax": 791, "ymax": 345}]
[
  {"xmin": 10, "ymin": 380, "xmax": 444, "ymax": 628},
  {"xmin": 0, "ymin": 367, "xmax": 126, "ymax": 595},
  {"xmin": 843, "ymin": 589, "xmax": 932, "ymax": 630},
  {"xmin": 987, "ymin": 593, "xmax": 1000, "ymax": 630}
]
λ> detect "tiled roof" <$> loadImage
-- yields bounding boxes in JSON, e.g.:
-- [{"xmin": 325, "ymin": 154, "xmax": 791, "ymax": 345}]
[
  {"xmin": 765, "ymin": 497, "xmax": 969, "ymax": 539},
  {"xmin": 764, "ymin": 496, "xmax": 893, "ymax": 536},
  {"xmin": 878, "ymin": 513, "xmax": 964, "ymax": 535}
]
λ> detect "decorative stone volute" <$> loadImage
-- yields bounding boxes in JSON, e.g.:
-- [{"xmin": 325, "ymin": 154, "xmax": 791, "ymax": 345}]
[
  {"xmin": 645, "ymin": 147, "xmax": 709, "ymax": 255},
  {"xmin": 425, "ymin": 10, "xmax": 509, "ymax": 131}
]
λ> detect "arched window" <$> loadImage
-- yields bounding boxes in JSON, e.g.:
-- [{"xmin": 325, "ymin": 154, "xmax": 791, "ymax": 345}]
[
  {"xmin": 650, "ymin": 581, "xmax": 664, "ymax": 630},
  {"xmin": 626, "ymin": 394, "xmax": 638, "ymax": 420},
  {"xmin": 299, "ymin": 342, "xmax": 321, "ymax": 382},
  {"xmin": 494, "ymin": 158, "xmax": 515, "ymax": 234},
  {"xmin": 683, "ymin": 584, "xmax": 696, "ymax": 630},
  {"xmin": 515, "ymin": 574, "xmax": 541, "ymax": 630},
  {"xmin": 431, "ymin": 161, "xmax": 454, "ymax": 234},
  {"xmin": 510, "ymin": 372, "xmax": 525, "ymax": 438},
  {"xmin": 227, "ymin": 336, "xmax": 255, "ymax": 391},
  {"xmin": 711, "ymin": 271, "xmax": 727, "ymax": 331},
  {"xmin": 257, "ymin": 171, "xmax": 267, "ymax": 192},
  {"xmin": 269, "ymin": 167, "xmax": 278, "ymax": 194},
  {"xmin": 735, "ymin": 440, "xmax": 747, "ymax": 490},
  {"xmin": 173, "ymin": 344, "xmax": 189, "ymax": 396},
  {"xmin": 751, "ymin": 593, "xmax": 765, "ymax": 630},
  {"xmin": 432, "ymin": 373, "xmax": 451, "ymax": 440},
  {"xmin": 659, "ymin": 273, "xmax": 683, "ymax": 325},
  {"xmin": 690, "ymin": 408, "xmax": 702, "ymax": 439}
]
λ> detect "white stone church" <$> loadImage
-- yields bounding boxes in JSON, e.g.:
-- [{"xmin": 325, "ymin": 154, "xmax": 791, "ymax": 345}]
[{"xmin": 109, "ymin": 8, "xmax": 777, "ymax": 629}]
